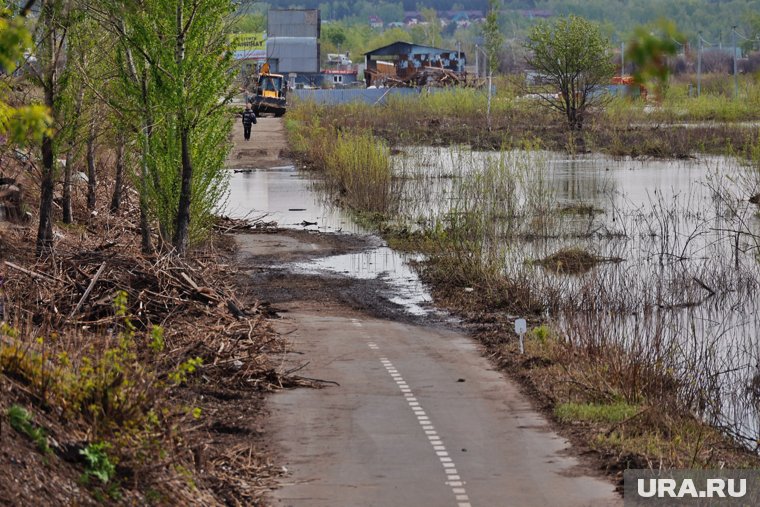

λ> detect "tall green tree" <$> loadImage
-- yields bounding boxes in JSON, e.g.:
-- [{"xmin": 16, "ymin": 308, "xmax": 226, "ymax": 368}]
[
  {"xmin": 524, "ymin": 15, "xmax": 615, "ymax": 131},
  {"xmin": 90, "ymin": 0, "xmax": 234, "ymax": 255},
  {"xmin": 625, "ymin": 19, "xmax": 683, "ymax": 100},
  {"xmin": 483, "ymin": 0, "xmax": 503, "ymax": 74}
]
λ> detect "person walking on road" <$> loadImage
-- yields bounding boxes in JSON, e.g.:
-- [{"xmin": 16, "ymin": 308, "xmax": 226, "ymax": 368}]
[{"xmin": 242, "ymin": 103, "xmax": 257, "ymax": 141}]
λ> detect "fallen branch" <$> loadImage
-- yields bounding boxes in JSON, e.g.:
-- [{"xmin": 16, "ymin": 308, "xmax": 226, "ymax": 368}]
[
  {"xmin": 4, "ymin": 261, "xmax": 59, "ymax": 282},
  {"xmin": 69, "ymin": 262, "xmax": 107, "ymax": 319}
]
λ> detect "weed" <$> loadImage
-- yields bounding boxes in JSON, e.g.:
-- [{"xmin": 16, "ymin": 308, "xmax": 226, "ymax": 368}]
[
  {"xmin": 7, "ymin": 405, "xmax": 50, "ymax": 453},
  {"xmin": 169, "ymin": 357, "xmax": 203, "ymax": 386},
  {"xmin": 80, "ymin": 442, "xmax": 116, "ymax": 484},
  {"xmin": 149, "ymin": 325, "xmax": 165, "ymax": 353},
  {"xmin": 531, "ymin": 325, "xmax": 552, "ymax": 345},
  {"xmin": 555, "ymin": 402, "xmax": 641, "ymax": 424},
  {"xmin": 325, "ymin": 131, "xmax": 395, "ymax": 213}
]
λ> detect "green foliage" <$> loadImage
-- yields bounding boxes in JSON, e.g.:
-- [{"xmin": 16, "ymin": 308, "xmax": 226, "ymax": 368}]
[
  {"xmin": 230, "ymin": 13, "xmax": 265, "ymax": 33},
  {"xmin": 149, "ymin": 326, "xmax": 165, "ymax": 353},
  {"xmin": 7, "ymin": 405, "xmax": 50, "ymax": 453},
  {"xmin": 0, "ymin": 7, "xmax": 51, "ymax": 145},
  {"xmin": 323, "ymin": 24, "xmax": 347, "ymax": 47},
  {"xmin": 111, "ymin": 0, "xmax": 234, "ymax": 249},
  {"xmin": 626, "ymin": 19, "xmax": 684, "ymax": 97},
  {"xmin": 169, "ymin": 357, "xmax": 203, "ymax": 386},
  {"xmin": 531, "ymin": 324, "xmax": 552, "ymax": 345},
  {"xmin": 80, "ymin": 442, "xmax": 116, "ymax": 484},
  {"xmin": 326, "ymin": 131, "xmax": 393, "ymax": 213},
  {"xmin": 525, "ymin": 15, "xmax": 615, "ymax": 130},
  {"xmin": 483, "ymin": 0, "xmax": 503, "ymax": 74}
]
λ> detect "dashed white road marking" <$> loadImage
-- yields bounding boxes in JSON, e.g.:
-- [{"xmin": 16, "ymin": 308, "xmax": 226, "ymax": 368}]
[{"xmin": 364, "ymin": 340, "xmax": 471, "ymax": 507}]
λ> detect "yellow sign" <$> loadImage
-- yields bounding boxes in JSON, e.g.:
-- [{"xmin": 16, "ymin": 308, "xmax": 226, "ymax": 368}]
[{"xmin": 230, "ymin": 32, "xmax": 265, "ymax": 51}]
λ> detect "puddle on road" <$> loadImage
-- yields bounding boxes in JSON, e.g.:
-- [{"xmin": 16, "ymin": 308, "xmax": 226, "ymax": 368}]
[
  {"xmin": 226, "ymin": 165, "xmax": 364, "ymax": 233},
  {"xmin": 226, "ymin": 166, "xmax": 435, "ymax": 316},
  {"xmin": 292, "ymin": 248, "xmax": 431, "ymax": 316}
]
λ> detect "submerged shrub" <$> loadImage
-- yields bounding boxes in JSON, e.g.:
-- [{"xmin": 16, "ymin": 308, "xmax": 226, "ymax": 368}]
[{"xmin": 326, "ymin": 131, "xmax": 394, "ymax": 213}]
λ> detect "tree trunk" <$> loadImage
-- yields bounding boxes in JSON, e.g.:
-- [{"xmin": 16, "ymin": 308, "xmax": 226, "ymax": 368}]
[
  {"xmin": 36, "ymin": 132, "xmax": 55, "ymax": 257},
  {"xmin": 138, "ymin": 68, "xmax": 153, "ymax": 253},
  {"xmin": 62, "ymin": 86, "xmax": 83, "ymax": 223},
  {"xmin": 86, "ymin": 121, "xmax": 96, "ymax": 210},
  {"xmin": 139, "ymin": 121, "xmax": 153, "ymax": 254},
  {"xmin": 173, "ymin": 127, "xmax": 192, "ymax": 255},
  {"xmin": 172, "ymin": 2, "xmax": 191, "ymax": 256},
  {"xmin": 36, "ymin": 1, "xmax": 58, "ymax": 257},
  {"xmin": 62, "ymin": 153, "xmax": 73, "ymax": 223},
  {"xmin": 110, "ymin": 134, "xmax": 125, "ymax": 213}
]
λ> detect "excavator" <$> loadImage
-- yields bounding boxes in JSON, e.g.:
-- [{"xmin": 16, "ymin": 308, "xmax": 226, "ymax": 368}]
[{"xmin": 250, "ymin": 62, "xmax": 287, "ymax": 117}]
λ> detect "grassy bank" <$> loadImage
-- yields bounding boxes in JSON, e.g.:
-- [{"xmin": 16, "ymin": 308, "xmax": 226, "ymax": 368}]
[
  {"xmin": 289, "ymin": 76, "xmax": 760, "ymax": 159},
  {"xmin": 285, "ymin": 102, "xmax": 760, "ymax": 481}
]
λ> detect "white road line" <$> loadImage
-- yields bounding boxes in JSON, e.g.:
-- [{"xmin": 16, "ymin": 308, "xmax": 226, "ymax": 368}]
[{"xmin": 367, "ymin": 346, "xmax": 471, "ymax": 507}]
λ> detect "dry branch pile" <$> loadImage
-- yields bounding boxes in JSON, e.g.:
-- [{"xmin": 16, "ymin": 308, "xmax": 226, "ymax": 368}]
[{"xmin": 0, "ymin": 208, "xmax": 296, "ymax": 505}]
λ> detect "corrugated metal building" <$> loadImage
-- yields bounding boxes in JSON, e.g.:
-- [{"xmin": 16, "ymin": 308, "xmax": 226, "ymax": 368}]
[
  {"xmin": 267, "ymin": 9, "xmax": 320, "ymax": 74},
  {"xmin": 268, "ymin": 9, "xmax": 320, "ymax": 38}
]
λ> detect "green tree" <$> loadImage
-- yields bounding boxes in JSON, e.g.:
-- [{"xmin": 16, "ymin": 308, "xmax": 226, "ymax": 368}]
[
  {"xmin": 104, "ymin": 0, "xmax": 234, "ymax": 255},
  {"xmin": 483, "ymin": 0, "xmax": 503, "ymax": 74},
  {"xmin": 418, "ymin": 7, "xmax": 442, "ymax": 48},
  {"xmin": 524, "ymin": 15, "xmax": 615, "ymax": 131},
  {"xmin": 323, "ymin": 23, "xmax": 347, "ymax": 48},
  {"xmin": 32, "ymin": 0, "xmax": 75, "ymax": 256}
]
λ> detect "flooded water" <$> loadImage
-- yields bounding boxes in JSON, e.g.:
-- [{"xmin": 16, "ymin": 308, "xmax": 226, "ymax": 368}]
[
  {"xmin": 392, "ymin": 146, "xmax": 760, "ymax": 446},
  {"xmin": 226, "ymin": 150, "xmax": 760, "ymax": 446},
  {"xmin": 226, "ymin": 166, "xmax": 364, "ymax": 233},
  {"xmin": 226, "ymin": 166, "xmax": 434, "ymax": 316}
]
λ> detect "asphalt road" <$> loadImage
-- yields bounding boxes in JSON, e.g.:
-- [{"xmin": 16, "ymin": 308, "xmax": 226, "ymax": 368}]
[
  {"xmin": 230, "ymin": 117, "xmax": 621, "ymax": 507},
  {"xmin": 266, "ymin": 310, "xmax": 620, "ymax": 507}
]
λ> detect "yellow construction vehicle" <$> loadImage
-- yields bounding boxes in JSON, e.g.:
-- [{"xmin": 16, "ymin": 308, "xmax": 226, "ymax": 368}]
[{"xmin": 251, "ymin": 62, "xmax": 287, "ymax": 117}]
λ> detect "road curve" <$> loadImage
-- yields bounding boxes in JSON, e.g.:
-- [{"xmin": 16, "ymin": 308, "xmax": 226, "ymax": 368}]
[
  {"xmin": 229, "ymin": 117, "xmax": 620, "ymax": 507},
  {"xmin": 264, "ymin": 311, "xmax": 619, "ymax": 507}
]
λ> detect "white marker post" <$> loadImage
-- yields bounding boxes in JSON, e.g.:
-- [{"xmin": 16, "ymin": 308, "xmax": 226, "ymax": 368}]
[{"xmin": 515, "ymin": 318, "xmax": 527, "ymax": 355}]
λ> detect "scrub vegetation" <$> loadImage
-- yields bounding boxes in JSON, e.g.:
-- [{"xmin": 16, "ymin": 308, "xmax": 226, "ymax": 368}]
[{"xmin": 291, "ymin": 78, "xmax": 760, "ymax": 158}]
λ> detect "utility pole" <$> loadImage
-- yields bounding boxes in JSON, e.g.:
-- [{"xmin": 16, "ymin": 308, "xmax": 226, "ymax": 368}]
[
  {"xmin": 621, "ymin": 41, "xmax": 624, "ymax": 77},
  {"xmin": 457, "ymin": 40, "xmax": 462, "ymax": 73},
  {"xmin": 697, "ymin": 31, "xmax": 702, "ymax": 97},
  {"xmin": 732, "ymin": 26, "xmax": 738, "ymax": 99},
  {"xmin": 475, "ymin": 44, "xmax": 479, "ymax": 77}
]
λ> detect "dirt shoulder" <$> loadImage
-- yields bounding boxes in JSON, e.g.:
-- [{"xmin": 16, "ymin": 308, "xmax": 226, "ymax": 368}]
[{"xmin": 227, "ymin": 117, "xmax": 292, "ymax": 169}]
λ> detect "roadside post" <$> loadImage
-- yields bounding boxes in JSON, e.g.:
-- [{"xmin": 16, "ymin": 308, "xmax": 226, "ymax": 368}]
[{"xmin": 515, "ymin": 318, "xmax": 527, "ymax": 354}]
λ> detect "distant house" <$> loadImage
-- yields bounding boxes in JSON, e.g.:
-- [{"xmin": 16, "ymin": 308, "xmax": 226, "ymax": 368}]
[
  {"xmin": 403, "ymin": 11, "xmax": 423, "ymax": 26},
  {"xmin": 369, "ymin": 15, "xmax": 384, "ymax": 29},
  {"xmin": 363, "ymin": 41, "xmax": 466, "ymax": 87}
]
